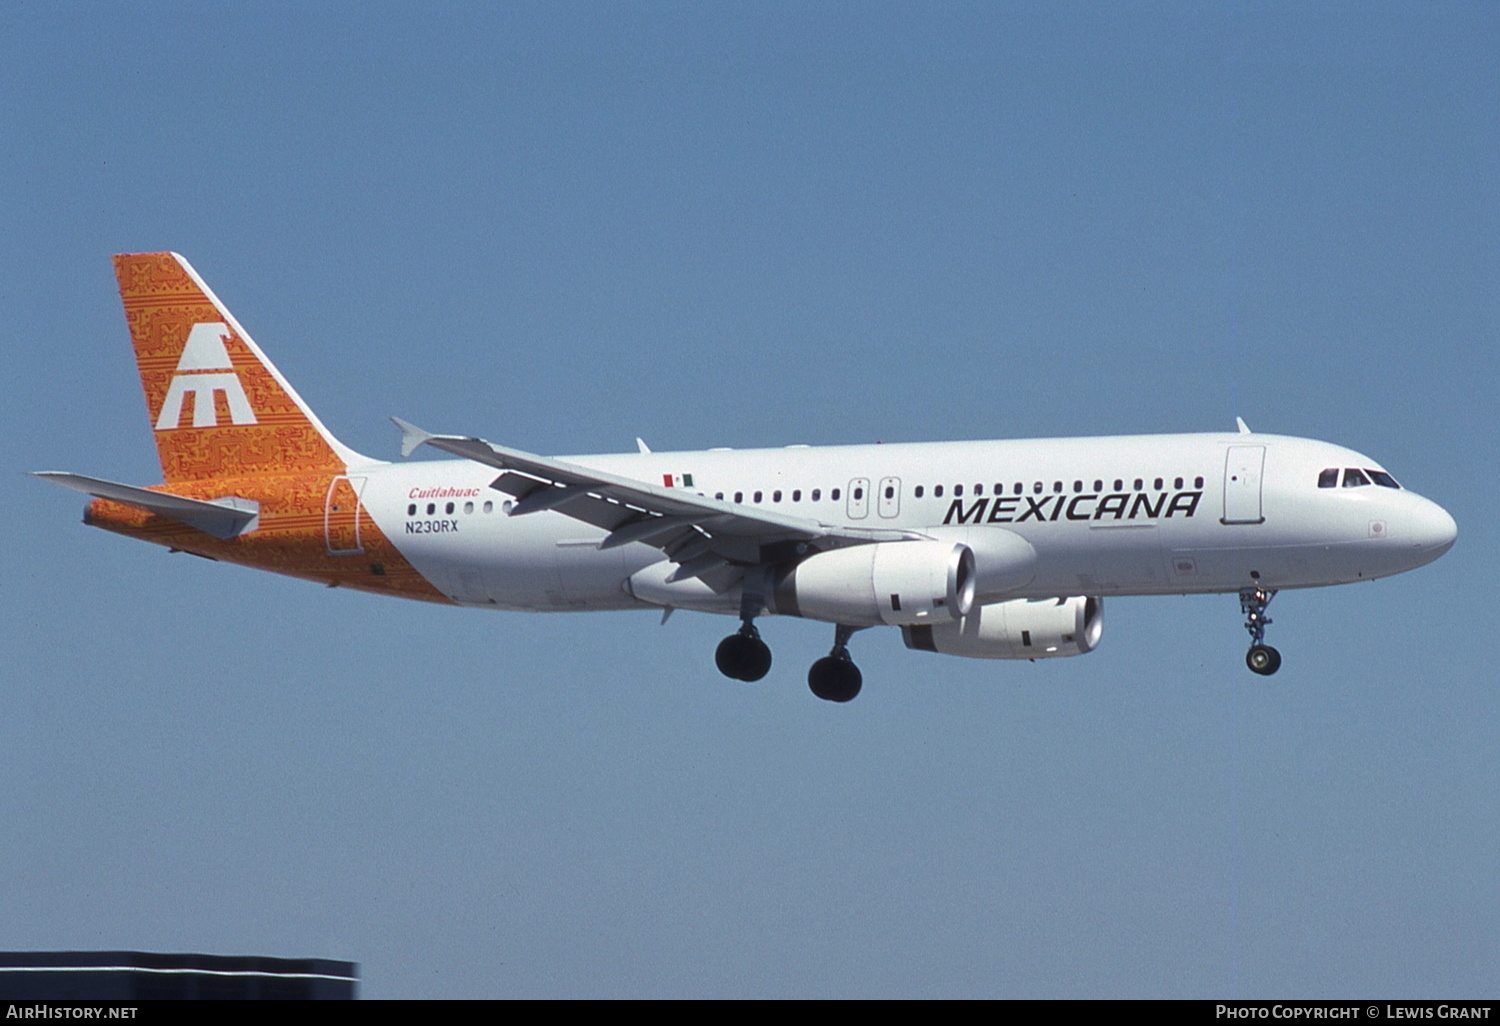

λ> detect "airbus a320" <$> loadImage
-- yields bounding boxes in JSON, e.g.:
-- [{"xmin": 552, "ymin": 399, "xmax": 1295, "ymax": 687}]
[{"xmin": 36, "ymin": 253, "xmax": 1458, "ymax": 701}]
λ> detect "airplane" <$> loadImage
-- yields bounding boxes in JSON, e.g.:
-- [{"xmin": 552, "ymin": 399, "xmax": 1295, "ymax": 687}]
[{"xmin": 35, "ymin": 252, "xmax": 1458, "ymax": 702}]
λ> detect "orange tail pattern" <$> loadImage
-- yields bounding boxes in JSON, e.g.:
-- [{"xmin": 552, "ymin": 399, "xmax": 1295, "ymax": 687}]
[
  {"xmin": 114, "ymin": 252, "xmax": 348, "ymax": 483},
  {"xmin": 95, "ymin": 253, "xmax": 449, "ymax": 603},
  {"xmin": 85, "ymin": 474, "xmax": 448, "ymax": 604}
]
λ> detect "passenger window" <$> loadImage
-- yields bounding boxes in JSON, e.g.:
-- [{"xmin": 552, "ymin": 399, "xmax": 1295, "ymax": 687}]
[
  {"xmin": 426, "ymin": 503, "xmax": 435, "ymax": 515},
  {"xmin": 914, "ymin": 486, "xmax": 924, "ymax": 498},
  {"xmin": 445, "ymin": 502, "xmax": 455, "ymax": 515},
  {"xmin": 974, "ymin": 484, "xmax": 982, "ymax": 495},
  {"xmin": 853, "ymin": 487, "xmax": 863, "ymax": 500},
  {"xmin": 483, "ymin": 500, "xmax": 493, "ymax": 513},
  {"xmin": 1053, "ymin": 481, "xmax": 1062, "ymax": 493},
  {"xmin": 1033, "ymin": 482, "xmax": 1042, "ymax": 494},
  {"xmin": 792, "ymin": 490, "xmax": 801, "ymax": 502},
  {"xmin": 812, "ymin": 489, "xmax": 821, "ymax": 501},
  {"xmin": 407, "ymin": 503, "xmax": 416, "ymax": 516},
  {"xmin": 1369, "ymin": 470, "xmax": 1400, "ymax": 489},
  {"xmin": 1092, "ymin": 479, "xmax": 1102, "ymax": 492},
  {"xmin": 993, "ymin": 484, "xmax": 1003, "ymax": 495},
  {"xmin": 955, "ymin": 485, "xmax": 963, "ymax": 497},
  {"xmin": 1153, "ymin": 478, "xmax": 1163, "ymax": 490},
  {"xmin": 773, "ymin": 490, "xmax": 782, "ymax": 502},
  {"xmin": 464, "ymin": 501, "xmax": 474, "ymax": 514},
  {"xmin": 1318, "ymin": 468, "xmax": 1339, "ymax": 488},
  {"xmin": 1343, "ymin": 469, "xmax": 1371, "ymax": 488},
  {"xmin": 1014, "ymin": 483, "xmax": 1023, "ymax": 495},
  {"xmin": 715, "ymin": 492, "xmax": 724, "ymax": 500},
  {"xmin": 1194, "ymin": 476, "xmax": 1204, "ymax": 488},
  {"xmin": 734, "ymin": 491, "xmax": 743, "ymax": 503},
  {"xmin": 1134, "ymin": 479, "xmax": 1143, "ymax": 491},
  {"xmin": 754, "ymin": 491, "xmax": 763, "ymax": 502},
  {"xmin": 1174, "ymin": 477, "xmax": 1183, "ymax": 490},
  {"xmin": 831, "ymin": 488, "xmax": 841, "ymax": 501},
  {"xmin": 1113, "ymin": 479, "xmax": 1122, "ymax": 491},
  {"xmin": 1073, "ymin": 480, "xmax": 1083, "ymax": 493},
  {"xmin": 884, "ymin": 486, "xmax": 894, "ymax": 499},
  {"xmin": 935, "ymin": 485, "xmax": 944, "ymax": 498}
]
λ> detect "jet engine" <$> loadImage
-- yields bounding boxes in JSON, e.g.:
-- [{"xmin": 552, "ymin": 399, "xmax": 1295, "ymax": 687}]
[
  {"xmin": 901, "ymin": 595, "xmax": 1103, "ymax": 659},
  {"xmin": 923, "ymin": 526, "xmax": 1037, "ymax": 600},
  {"xmin": 775, "ymin": 540, "xmax": 976, "ymax": 627}
]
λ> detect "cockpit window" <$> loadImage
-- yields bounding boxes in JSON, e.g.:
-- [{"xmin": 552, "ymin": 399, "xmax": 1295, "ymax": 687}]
[
  {"xmin": 1342, "ymin": 468, "xmax": 1371, "ymax": 488},
  {"xmin": 1317, "ymin": 468, "xmax": 1339, "ymax": 488},
  {"xmin": 1367, "ymin": 469, "xmax": 1400, "ymax": 489}
]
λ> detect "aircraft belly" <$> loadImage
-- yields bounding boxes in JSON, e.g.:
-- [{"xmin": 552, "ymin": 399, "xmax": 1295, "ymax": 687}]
[
  {"xmin": 1157, "ymin": 541, "xmax": 1380, "ymax": 592},
  {"xmin": 1004, "ymin": 524, "xmax": 1167, "ymax": 597},
  {"xmin": 1086, "ymin": 523, "xmax": 1165, "ymax": 592},
  {"xmin": 552, "ymin": 537, "xmax": 656, "ymax": 610}
]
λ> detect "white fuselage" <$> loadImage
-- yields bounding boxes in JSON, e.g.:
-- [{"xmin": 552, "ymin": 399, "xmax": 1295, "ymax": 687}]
[{"xmin": 361, "ymin": 432, "xmax": 1457, "ymax": 615}]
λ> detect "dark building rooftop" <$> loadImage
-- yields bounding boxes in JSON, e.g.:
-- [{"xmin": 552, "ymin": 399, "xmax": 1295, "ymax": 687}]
[{"xmin": 0, "ymin": 951, "xmax": 357, "ymax": 1000}]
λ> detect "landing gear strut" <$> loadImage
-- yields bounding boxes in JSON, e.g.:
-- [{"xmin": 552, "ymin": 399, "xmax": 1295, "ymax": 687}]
[
  {"xmin": 808, "ymin": 624, "xmax": 864, "ymax": 703},
  {"xmin": 1239, "ymin": 587, "xmax": 1282, "ymax": 676},
  {"xmin": 716, "ymin": 570, "xmax": 773, "ymax": 683}
]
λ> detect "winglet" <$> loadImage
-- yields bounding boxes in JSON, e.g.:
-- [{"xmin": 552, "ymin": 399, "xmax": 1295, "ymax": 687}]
[
  {"xmin": 636, "ymin": 437, "xmax": 651, "ymax": 454},
  {"xmin": 391, "ymin": 417, "xmax": 434, "ymax": 458},
  {"xmin": 1236, "ymin": 417, "xmax": 1252, "ymax": 435}
]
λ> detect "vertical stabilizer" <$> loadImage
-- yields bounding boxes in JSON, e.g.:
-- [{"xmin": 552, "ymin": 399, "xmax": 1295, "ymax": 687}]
[{"xmin": 113, "ymin": 252, "xmax": 367, "ymax": 483}]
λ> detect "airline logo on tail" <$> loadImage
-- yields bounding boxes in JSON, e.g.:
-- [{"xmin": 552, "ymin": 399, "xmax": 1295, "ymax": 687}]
[
  {"xmin": 113, "ymin": 252, "xmax": 359, "ymax": 481},
  {"xmin": 154, "ymin": 322, "xmax": 258, "ymax": 430}
]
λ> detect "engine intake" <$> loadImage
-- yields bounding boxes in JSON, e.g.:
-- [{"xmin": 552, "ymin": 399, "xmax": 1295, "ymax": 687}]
[
  {"xmin": 902, "ymin": 596, "xmax": 1103, "ymax": 659},
  {"xmin": 775, "ymin": 540, "xmax": 976, "ymax": 627}
]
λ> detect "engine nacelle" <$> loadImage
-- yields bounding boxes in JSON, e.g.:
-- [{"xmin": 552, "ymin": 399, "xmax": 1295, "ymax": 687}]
[
  {"xmin": 775, "ymin": 541, "xmax": 976, "ymax": 627},
  {"xmin": 902, "ymin": 595, "xmax": 1103, "ymax": 660},
  {"xmin": 922, "ymin": 526, "xmax": 1037, "ymax": 600}
]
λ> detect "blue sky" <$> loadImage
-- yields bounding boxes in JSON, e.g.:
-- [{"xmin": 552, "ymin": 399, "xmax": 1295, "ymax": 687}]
[{"xmin": 2, "ymin": 2, "xmax": 1496, "ymax": 998}]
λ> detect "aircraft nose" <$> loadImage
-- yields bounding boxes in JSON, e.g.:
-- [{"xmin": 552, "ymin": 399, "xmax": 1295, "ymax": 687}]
[{"xmin": 1410, "ymin": 497, "xmax": 1457, "ymax": 558}]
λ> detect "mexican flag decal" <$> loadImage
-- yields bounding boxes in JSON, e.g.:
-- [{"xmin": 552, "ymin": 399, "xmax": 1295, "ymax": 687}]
[{"xmin": 662, "ymin": 473, "xmax": 695, "ymax": 488}]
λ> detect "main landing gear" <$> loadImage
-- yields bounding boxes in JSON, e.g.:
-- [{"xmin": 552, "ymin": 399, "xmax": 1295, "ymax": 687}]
[
  {"xmin": 715, "ymin": 570, "xmax": 773, "ymax": 682},
  {"xmin": 713, "ymin": 617, "xmax": 865, "ymax": 702},
  {"xmin": 715, "ymin": 622, "xmax": 772, "ymax": 682},
  {"xmin": 807, "ymin": 625, "xmax": 864, "ymax": 703},
  {"xmin": 1239, "ymin": 587, "xmax": 1282, "ymax": 676}
]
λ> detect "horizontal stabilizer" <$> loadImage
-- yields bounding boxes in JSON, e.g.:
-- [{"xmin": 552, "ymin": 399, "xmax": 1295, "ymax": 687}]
[{"xmin": 32, "ymin": 472, "xmax": 260, "ymax": 539}]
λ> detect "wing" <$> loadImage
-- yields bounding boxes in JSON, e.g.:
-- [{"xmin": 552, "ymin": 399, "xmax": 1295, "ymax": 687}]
[{"xmin": 393, "ymin": 419, "xmax": 921, "ymax": 588}]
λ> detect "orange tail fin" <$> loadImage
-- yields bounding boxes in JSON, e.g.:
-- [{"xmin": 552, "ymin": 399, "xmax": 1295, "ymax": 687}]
[{"xmin": 113, "ymin": 252, "xmax": 364, "ymax": 484}]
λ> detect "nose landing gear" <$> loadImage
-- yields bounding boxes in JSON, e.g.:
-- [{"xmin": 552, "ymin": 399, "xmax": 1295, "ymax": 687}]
[
  {"xmin": 1239, "ymin": 587, "xmax": 1281, "ymax": 676},
  {"xmin": 808, "ymin": 624, "xmax": 864, "ymax": 703}
]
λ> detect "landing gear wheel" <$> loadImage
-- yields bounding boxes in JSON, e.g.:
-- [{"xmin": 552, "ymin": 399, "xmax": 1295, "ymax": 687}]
[
  {"xmin": 716, "ymin": 633, "xmax": 772, "ymax": 682},
  {"xmin": 1246, "ymin": 644, "xmax": 1282, "ymax": 676},
  {"xmin": 808, "ymin": 656, "xmax": 862, "ymax": 703}
]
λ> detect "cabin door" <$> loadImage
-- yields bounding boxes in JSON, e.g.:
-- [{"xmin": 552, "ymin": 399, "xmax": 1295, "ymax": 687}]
[{"xmin": 1222, "ymin": 447, "xmax": 1265, "ymax": 525}]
